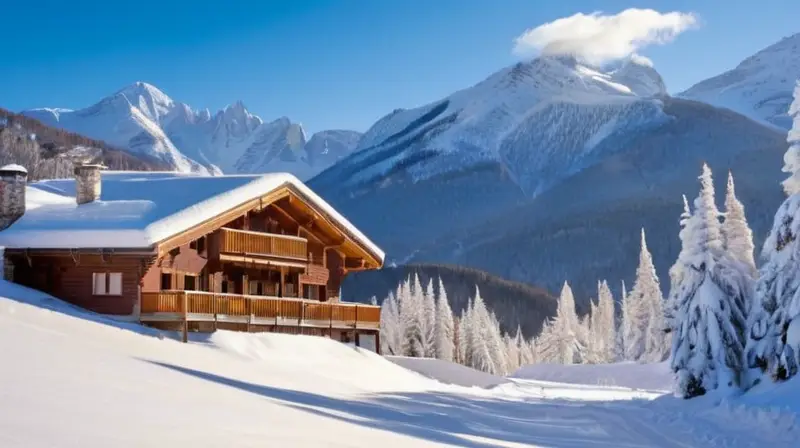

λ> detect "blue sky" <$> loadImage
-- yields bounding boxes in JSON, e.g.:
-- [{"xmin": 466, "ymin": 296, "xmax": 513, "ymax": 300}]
[{"xmin": 2, "ymin": 0, "xmax": 799, "ymax": 133}]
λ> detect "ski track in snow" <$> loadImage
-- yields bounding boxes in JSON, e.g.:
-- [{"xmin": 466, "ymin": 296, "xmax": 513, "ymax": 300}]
[{"xmin": 0, "ymin": 282, "xmax": 797, "ymax": 447}]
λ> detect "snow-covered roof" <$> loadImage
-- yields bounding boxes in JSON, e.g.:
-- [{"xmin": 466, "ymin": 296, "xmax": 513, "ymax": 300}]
[{"xmin": 0, "ymin": 171, "xmax": 384, "ymax": 262}]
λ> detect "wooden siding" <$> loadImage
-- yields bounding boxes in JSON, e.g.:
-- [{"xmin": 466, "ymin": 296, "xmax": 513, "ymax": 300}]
[
  {"xmin": 299, "ymin": 263, "xmax": 329, "ymax": 286},
  {"xmin": 326, "ymin": 248, "xmax": 345, "ymax": 301},
  {"xmin": 142, "ymin": 243, "xmax": 207, "ymax": 293},
  {"xmin": 7, "ymin": 253, "xmax": 151, "ymax": 315}
]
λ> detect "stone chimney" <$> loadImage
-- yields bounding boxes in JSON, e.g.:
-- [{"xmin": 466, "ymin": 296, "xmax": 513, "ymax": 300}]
[
  {"xmin": 74, "ymin": 163, "xmax": 105, "ymax": 205},
  {"xmin": 0, "ymin": 164, "xmax": 28, "ymax": 230}
]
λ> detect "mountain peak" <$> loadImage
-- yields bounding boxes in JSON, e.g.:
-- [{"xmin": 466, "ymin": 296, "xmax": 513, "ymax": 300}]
[{"xmin": 680, "ymin": 32, "xmax": 800, "ymax": 129}]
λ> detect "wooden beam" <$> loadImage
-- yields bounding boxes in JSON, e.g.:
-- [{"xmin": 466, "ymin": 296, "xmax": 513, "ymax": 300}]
[{"xmin": 280, "ymin": 266, "xmax": 286, "ymax": 298}]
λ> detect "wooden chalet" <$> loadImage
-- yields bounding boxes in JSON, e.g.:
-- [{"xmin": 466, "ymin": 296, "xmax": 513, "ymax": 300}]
[{"xmin": 0, "ymin": 164, "xmax": 384, "ymax": 351}]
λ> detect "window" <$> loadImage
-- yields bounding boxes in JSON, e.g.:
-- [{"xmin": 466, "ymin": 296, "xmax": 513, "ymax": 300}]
[
  {"xmin": 221, "ymin": 281, "xmax": 229, "ymax": 294},
  {"xmin": 160, "ymin": 273, "xmax": 172, "ymax": 290},
  {"xmin": 92, "ymin": 272, "xmax": 123, "ymax": 296},
  {"xmin": 304, "ymin": 284, "xmax": 319, "ymax": 301},
  {"xmin": 184, "ymin": 275, "xmax": 197, "ymax": 291}
]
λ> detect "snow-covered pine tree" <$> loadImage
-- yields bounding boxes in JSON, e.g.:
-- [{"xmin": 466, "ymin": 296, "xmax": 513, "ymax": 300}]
[
  {"xmin": 422, "ymin": 278, "xmax": 437, "ymax": 357},
  {"xmin": 467, "ymin": 289, "xmax": 495, "ymax": 373},
  {"xmin": 626, "ymin": 229, "xmax": 666, "ymax": 362},
  {"xmin": 670, "ymin": 163, "xmax": 749, "ymax": 398},
  {"xmin": 480, "ymin": 289, "xmax": 509, "ymax": 374},
  {"xmin": 535, "ymin": 320, "xmax": 559, "ymax": 363},
  {"xmin": 614, "ymin": 280, "xmax": 627, "ymax": 362},
  {"xmin": 400, "ymin": 275, "xmax": 425, "ymax": 357},
  {"xmin": 379, "ymin": 291, "xmax": 401, "ymax": 355},
  {"xmin": 666, "ymin": 195, "xmax": 693, "ymax": 332},
  {"xmin": 434, "ymin": 277, "xmax": 455, "ymax": 362},
  {"xmin": 723, "ymin": 171, "xmax": 757, "ymax": 277},
  {"xmin": 748, "ymin": 81, "xmax": 800, "ymax": 381},
  {"xmin": 584, "ymin": 295, "xmax": 602, "ymax": 364},
  {"xmin": 504, "ymin": 332, "xmax": 519, "ymax": 372},
  {"xmin": 597, "ymin": 280, "xmax": 617, "ymax": 363},
  {"xmin": 548, "ymin": 281, "xmax": 583, "ymax": 364},
  {"xmin": 458, "ymin": 299, "xmax": 472, "ymax": 366},
  {"xmin": 513, "ymin": 325, "xmax": 525, "ymax": 369}
]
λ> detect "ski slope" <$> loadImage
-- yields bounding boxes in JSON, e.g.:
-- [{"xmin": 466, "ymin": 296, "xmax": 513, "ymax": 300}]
[{"xmin": 1, "ymin": 281, "xmax": 798, "ymax": 447}]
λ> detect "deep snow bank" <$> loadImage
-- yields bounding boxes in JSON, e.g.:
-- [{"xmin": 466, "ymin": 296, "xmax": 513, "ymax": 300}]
[
  {"xmin": 513, "ymin": 361, "xmax": 673, "ymax": 391},
  {"xmin": 386, "ymin": 356, "xmax": 509, "ymax": 388}
]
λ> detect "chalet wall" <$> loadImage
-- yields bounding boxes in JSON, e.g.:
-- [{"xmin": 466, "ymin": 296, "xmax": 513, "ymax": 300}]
[
  {"xmin": 142, "ymin": 244, "xmax": 207, "ymax": 293},
  {"xmin": 326, "ymin": 249, "xmax": 344, "ymax": 301},
  {"xmin": 7, "ymin": 253, "xmax": 148, "ymax": 315}
]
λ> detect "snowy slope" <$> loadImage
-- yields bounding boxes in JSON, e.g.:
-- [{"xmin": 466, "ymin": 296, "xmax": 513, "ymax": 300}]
[
  {"xmin": 681, "ymin": 32, "xmax": 800, "ymax": 130},
  {"xmin": 513, "ymin": 361, "xmax": 673, "ymax": 392},
  {"xmin": 2, "ymin": 281, "xmax": 800, "ymax": 447},
  {"xmin": 24, "ymin": 83, "xmax": 362, "ymax": 179}
]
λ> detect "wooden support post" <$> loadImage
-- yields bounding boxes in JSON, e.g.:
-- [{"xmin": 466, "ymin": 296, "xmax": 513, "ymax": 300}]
[
  {"xmin": 242, "ymin": 272, "xmax": 249, "ymax": 295},
  {"xmin": 213, "ymin": 293, "xmax": 218, "ymax": 332},
  {"xmin": 279, "ymin": 266, "xmax": 286, "ymax": 298},
  {"xmin": 329, "ymin": 304, "xmax": 333, "ymax": 337},
  {"xmin": 181, "ymin": 291, "xmax": 188, "ymax": 343},
  {"xmin": 375, "ymin": 331, "xmax": 381, "ymax": 355},
  {"xmin": 246, "ymin": 297, "xmax": 252, "ymax": 333},
  {"xmin": 298, "ymin": 301, "xmax": 303, "ymax": 327}
]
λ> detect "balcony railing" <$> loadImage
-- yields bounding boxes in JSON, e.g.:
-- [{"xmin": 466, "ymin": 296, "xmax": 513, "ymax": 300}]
[
  {"xmin": 140, "ymin": 291, "xmax": 380, "ymax": 331},
  {"xmin": 216, "ymin": 227, "xmax": 307, "ymax": 260}
]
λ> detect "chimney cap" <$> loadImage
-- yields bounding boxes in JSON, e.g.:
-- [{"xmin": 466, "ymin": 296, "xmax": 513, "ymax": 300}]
[{"xmin": 0, "ymin": 164, "xmax": 28, "ymax": 175}]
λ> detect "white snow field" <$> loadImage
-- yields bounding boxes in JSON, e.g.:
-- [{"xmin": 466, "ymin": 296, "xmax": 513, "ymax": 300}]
[
  {"xmin": 513, "ymin": 361, "xmax": 673, "ymax": 392},
  {"xmin": 1, "ymin": 281, "xmax": 799, "ymax": 447}
]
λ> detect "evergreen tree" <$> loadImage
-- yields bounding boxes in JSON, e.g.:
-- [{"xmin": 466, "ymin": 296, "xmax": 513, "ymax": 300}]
[
  {"xmin": 748, "ymin": 81, "xmax": 800, "ymax": 381},
  {"xmin": 667, "ymin": 195, "xmax": 693, "ymax": 331},
  {"xmin": 614, "ymin": 280, "xmax": 628, "ymax": 362},
  {"xmin": 379, "ymin": 292, "xmax": 401, "ymax": 355},
  {"xmin": 670, "ymin": 164, "xmax": 748, "ymax": 398},
  {"xmin": 458, "ymin": 300, "xmax": 471, "ymax": 366},
  {"xmin": 422, "ymin": 278, "xmax": 437, "ymax": 357},
  {"xmin": 626, "ymin": 229, "xmax": 666, "ymax": 362},
  {"xmin": 596, "ymin": 280, "xmax": 617, "ymax": 363},
  {"xmin": 434, "ymin": 277, "xmax": 455, "ymax": 362},
  {"xmin": 723, "ymin": 171, "xmax": 757, "ymax": 277},
  {"xmin": 400, "ymin": 276, "xmax": 424, "ymax": 357},
  {"xmin": 547, "ymin": 281, "xmax": 583, "ymax": 364}
]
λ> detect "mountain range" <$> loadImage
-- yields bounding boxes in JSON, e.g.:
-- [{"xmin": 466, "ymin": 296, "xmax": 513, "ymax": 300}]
[
  {"xmin": 13, "ymin": 32, "xmax": 800, "ymax": 304},
  {"xmin": 311, "ymin": 34, "xmax": 798, "ymax": 301},
  {"xmin": 23, "ymin": 83, "xmax": 362, "ymax": 179}
]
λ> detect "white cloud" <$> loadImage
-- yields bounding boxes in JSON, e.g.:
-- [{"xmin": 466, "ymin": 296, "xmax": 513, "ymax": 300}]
[{"xmin": 513, "ymin": 9, "xmax": 698, "ymax": 65}]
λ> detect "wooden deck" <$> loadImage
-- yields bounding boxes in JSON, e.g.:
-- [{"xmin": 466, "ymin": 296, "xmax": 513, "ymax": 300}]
[{"xmin": 140, "ymin": 291, "xmax": 380, "ymax": 338}]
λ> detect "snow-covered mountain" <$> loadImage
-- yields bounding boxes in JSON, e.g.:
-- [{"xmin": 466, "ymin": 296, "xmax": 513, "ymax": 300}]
[
  {"xmin": 311, "ymin": 55, "xmax": 787, "ymax": 299},
  {"xmin": 680, "ymin": 32, "xmax": 800, "ymax": 130},
  {"xmin": 24, "ymin": 83, "xmax": 362, "ymax": 178}
]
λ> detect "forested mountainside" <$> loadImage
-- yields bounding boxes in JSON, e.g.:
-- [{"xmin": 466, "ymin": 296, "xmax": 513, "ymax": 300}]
[
  {"xmin": 311, "ymin": 54, "xmax": 787, "ymax": 303},
  {"xmin": 343, "ymin": 263, "xmax": 558, "ymax": 337},
  {"xmin": 0, "ymin": 107, "xmax": 166, "ymax": 179}
]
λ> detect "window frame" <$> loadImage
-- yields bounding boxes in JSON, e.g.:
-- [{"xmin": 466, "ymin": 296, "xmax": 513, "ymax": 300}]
[{"xmin": 92, "ymin": 272, "xmax": 123, "ymax": 296}]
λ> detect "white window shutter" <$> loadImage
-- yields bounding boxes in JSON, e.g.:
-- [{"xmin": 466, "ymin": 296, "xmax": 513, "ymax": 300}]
[
  {"xmin": 93, "ymin": 273, "xmax": 107, "ymax": 295},
  {"xmin": 108, "ymin": 273, "xmax": 123, "ymax": 296}
]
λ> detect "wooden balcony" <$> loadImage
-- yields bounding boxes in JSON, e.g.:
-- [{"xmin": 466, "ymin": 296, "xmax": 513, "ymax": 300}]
[
  {"xmin": 213, "ymin": 227, "xmax": 308, "ymax": 265},
  {"xmin": 140, "ymin": 291, "xmax": 380, "ymax": 331}
]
